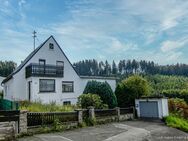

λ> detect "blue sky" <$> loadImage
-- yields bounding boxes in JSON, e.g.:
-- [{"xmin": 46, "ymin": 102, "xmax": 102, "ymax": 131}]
[{"xmin": 1, "ymin": 0, "xmax": 188, "ymax": 65}]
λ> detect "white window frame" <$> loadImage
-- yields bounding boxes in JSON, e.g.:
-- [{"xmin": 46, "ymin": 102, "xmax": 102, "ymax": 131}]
[
  {"xmin": 62, "ymin": 81, "xmax": 74, "ymax": 93},
  {"xmin": 39, "ymin": 79, "xmax": 55, "ymax": 93}
]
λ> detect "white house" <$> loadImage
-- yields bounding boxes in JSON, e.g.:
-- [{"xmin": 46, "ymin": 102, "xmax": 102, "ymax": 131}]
[
  {"xmin": 2, "ymin": 36, "xmax": 116, "ymax": 105},
  {"xmin": 0, "ymin": 76, "xmax": 5, "ymax": 93}
]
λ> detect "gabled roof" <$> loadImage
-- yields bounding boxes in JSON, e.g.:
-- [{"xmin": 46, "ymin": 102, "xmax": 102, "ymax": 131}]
[
  {"xmin": 2, "ymin": 35, "xmax": 118, "ymax": 84},
  {"xmin": 2, "ymin": 35, "xmax": 80, "ymax": 84}
]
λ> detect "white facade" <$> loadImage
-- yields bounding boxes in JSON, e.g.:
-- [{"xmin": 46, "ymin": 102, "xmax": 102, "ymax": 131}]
[
  {"xmin": 135, "ymin": 98, "xmax": 169, "ymax": 119},
  {"xmin": 2, "ymin": 36, "xmax": 116, "ymax": 104},
  {"xmin": 0, "ymin": 76, "xmax": 5, "ymax": 93}
]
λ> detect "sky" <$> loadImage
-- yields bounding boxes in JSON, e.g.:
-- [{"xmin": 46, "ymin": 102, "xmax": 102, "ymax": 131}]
[{"xmin": 0, "ymin": 0, "xmax": 188, "ymax": 65}]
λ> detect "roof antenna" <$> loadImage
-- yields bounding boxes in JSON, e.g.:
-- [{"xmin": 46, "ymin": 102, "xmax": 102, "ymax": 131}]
[{"xmin": 32, "ymin": 30, "xmax": 37, "ymax": 50}]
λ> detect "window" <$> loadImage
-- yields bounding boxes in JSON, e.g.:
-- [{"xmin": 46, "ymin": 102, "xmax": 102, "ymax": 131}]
[
  {"xmin": 39, "ymin": 59, "xmax": 46, "ymax": 74},
  {"xmin": 39, "ymin": 59, "xmax": 45, "ymax": 65},
  {"xmin": 62, "ymin": 81, "xmax": 74, "ymax": 92},
  {"xmin": 49, "ymin": 43, "xmax": 54, "ymax": 49},
  {"xmin": 63, "ymin": 101, "xmax": 71, "ymax": 105},
  {"xmin": 56, "ymin": 61, "xmax": 64, "ymax": 67},
  {"xmin": 39, "ymin": 79, "xmax": 55, "ymax": 92}
]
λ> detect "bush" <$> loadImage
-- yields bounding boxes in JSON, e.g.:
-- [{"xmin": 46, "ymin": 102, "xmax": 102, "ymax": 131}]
[
  {"xmin": 83, "ymin": 81, "xmax": 117, "ymax": 108},
  {"xmin": 78, "ymin": 93, "xmax": 108, "ymax": 109},
  {"xmin": 115, "ymin": 75, "xmax": 151, "ymax": 107},
  {"xmin": 168, "ymin": 98, "xmax": 188, "ymax": 118},
  {"xmin": 164, "ymin": 115, "xmax": 188, "ymax": 132},
  {"xmin": 162, "ymin": 89, "xmax": 188, "ymax": 103}
]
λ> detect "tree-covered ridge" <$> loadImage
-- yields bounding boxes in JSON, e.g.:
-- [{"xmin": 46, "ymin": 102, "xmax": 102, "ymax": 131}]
[
  {"xmin": 73, "ymin": 59, "xmax": 188, "ymax": 77},
  {"xmin": 0, "ymin": 61, "xmax": 16, "ymax": 77},
  {"xmin": 145, "ymin": 75, "xmax": 188, "ymax": 94}
]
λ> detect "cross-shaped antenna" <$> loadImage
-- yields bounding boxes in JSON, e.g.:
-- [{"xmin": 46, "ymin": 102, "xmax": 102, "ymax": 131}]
[{"xmin": 32, "ymin": 30, "xmax": 37, "ymax": 50}]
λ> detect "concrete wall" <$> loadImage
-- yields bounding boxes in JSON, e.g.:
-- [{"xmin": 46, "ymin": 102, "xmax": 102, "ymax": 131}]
[
  {"xmin": 135, "ymin": 98, "xmax": 169, "ymax": 119},
  {"xmin": 0, "ymin": 76, "xmax": 5, "ymax": 93},
  {"xmin": 3, "ymin": 37, "xmax": 116, "ymax": 104}
]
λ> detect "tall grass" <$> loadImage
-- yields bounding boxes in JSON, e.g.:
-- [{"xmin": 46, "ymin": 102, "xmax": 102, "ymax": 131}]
[
  {"xmin": 165, "ymin": 114, "xmax": 188, "ymax": 132},
  {"xmin": 19, "ymin": 101, "xmax": 78, "ymax": 112}
]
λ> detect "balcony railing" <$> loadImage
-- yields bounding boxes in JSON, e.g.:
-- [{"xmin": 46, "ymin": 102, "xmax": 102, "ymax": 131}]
[{"xmin": 25, "ymin": 63, "xmax": 64, "ymax": 78}]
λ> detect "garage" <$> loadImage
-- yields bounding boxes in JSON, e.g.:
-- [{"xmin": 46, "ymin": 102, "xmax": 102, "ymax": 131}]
[{"xmin": 135, "ymin": 97, "xmax": 169, "ymax": 119}]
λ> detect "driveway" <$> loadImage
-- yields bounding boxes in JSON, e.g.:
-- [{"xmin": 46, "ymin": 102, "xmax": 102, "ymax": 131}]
[{"xmin": 18, "ymin": 120, "xmax": 188, "ymax": 141}]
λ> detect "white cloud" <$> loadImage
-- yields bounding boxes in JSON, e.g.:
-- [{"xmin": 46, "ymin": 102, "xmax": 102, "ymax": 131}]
[
  {"xmin": 18, "ymin": 0, "xmax": 26, "ymax": 7},
  {"xmin": 161, "ymin": 38, "xmax": 188, "ymax": 52},
  {"xmin": 108, "ymin": 38, "xmax": 138, "ymax": 53},
  {"xmin": 1, "ymin": 0, "xmax": 188, "ymax": 64}
]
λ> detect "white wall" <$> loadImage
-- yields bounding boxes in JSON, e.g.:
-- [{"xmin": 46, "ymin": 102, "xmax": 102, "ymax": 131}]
[
  {"xmin": 135, "ymin": 98, "xmax": 169, "ymax": 119},
  {"xmin": 30, "ymin": 77, "xmax": 116, "ymax": 105},
  {"xmin": 162, "ymin": 98, "xmax": 169, "ymax": 117},
  {"xmin": 0, "ymin": 76, "xmax": 5, "ymax": 93}
]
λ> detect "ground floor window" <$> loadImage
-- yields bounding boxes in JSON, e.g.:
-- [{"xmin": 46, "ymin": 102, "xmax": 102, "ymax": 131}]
[
  {"xmin": 63, "ymin": 101, "xmax": 71, "ymax": 105},
  {"xmin": 39, "ymin": 79, "xmax": 55, "ymax": 92},
  {"xmin": 62, "ymin": 81, "xmax": 74, "ymax": 92}
]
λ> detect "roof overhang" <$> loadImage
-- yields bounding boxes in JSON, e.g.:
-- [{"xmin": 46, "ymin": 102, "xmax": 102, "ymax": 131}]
[{"xmin": 79, "ymin": 75, "xmax": 118, "ymax": 80}]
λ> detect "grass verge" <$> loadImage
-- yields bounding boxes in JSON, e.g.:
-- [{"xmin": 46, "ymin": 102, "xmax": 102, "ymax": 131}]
[{"xmin": 164, "ymin": 115, "xmax": 188, "ymax": 132}]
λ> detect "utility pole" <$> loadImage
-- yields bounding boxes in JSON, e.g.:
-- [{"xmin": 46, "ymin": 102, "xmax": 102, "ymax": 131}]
[{"xmin": 32, "ymin": 30, "xmax": 37, "ymax": 50}]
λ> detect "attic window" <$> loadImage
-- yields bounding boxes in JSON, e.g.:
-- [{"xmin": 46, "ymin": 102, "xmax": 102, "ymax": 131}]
[{"xmin": 49, "ymin": 43, "xmax": 54, "ymax": 50}]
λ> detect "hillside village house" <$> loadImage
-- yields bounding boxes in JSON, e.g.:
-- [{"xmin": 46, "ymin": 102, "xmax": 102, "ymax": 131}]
[{"xmin": 2, "ymin": 36, "xmax": 116, "ymax": 105}]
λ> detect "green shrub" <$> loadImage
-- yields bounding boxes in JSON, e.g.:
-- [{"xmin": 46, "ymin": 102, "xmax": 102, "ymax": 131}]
[
  {"xmin": 84, "ymin": 117, "xmax": 96, "ymax": 126},
  {"xmin": 162, "ymin": 89, "xmax": 188, "ymax": 103},
  {"xmin": 83, "ymin": 81, "xmax": 117, "ymax": 108},
  {"xmin": 115, "ymin": 75, "xmax": 151, "ymax": 107},
  {"xmin": 78, "ymin": 93, "xmax": 108, "ymax": 109},
  {"xmin": 165, "ymin": 115, "xmax": 188, "ymax": 132},
  {"xmin": 51, "ymin": 118, "xmax": 65, "ymax": 131},
  {"xmin": 168, "ymin": 98, "xmax": 188, "ymax": 118}
]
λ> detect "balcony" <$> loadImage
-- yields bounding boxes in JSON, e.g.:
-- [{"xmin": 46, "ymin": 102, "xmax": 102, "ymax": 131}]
[{"xmin": 25, "ymin": 63, "xmax": 64, "ymax": 78}]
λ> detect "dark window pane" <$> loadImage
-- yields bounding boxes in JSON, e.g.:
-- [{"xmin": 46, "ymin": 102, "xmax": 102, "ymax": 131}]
[
  {"xmin": 62, "ymin": 81, "xmax": 74, "ymax": 92},
  {"xmin": 39, "ymin": 79, "xmax": 55, "ymax": 92}
]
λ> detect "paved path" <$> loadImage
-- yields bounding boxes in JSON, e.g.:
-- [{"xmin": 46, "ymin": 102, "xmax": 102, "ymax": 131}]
[{"xmin": 19, "ymin": 120, "xmax": 188, "ymax": 141}]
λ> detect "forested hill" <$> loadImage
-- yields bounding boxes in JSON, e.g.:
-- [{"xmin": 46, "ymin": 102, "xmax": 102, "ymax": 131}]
[
  {"xmin": 1, "ymin": 59, "xmax": 188, "ymax": 78},
  {"xmin": 73, "ymin": 59, "xmax": 188, "ymax": 77},
  {"xmin": 0, "ymin": 61, "xmax": 16, "ymax": 77}
]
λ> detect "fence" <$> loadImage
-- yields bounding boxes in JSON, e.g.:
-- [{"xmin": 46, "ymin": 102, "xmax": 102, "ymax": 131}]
[
  {"xmin": 27, "ymin": 107, "xmax": 134, "ymax": 127},
  {"xmin": 27, "ymin": 111, "xmax": 78, "ymax": 126},
  {"xmin": 0, "ymin": 110, "xmax": 20, "ymax": 133},
  {"xmin": 95, "ymin": 109, "xmax": 117, "ymax": 118},
  {"xmin": 120, "ymin": 107, "xmax": 134, "ymax": 115},
  {"xmin": 0, "ymin": 99, "xmax": 19, "ymax": 111}
]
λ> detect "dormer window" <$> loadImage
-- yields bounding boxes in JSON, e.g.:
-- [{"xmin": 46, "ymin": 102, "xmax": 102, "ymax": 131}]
[{"xmin": 49, "ymin": 43, "xmax": 54, "ymax": 50}]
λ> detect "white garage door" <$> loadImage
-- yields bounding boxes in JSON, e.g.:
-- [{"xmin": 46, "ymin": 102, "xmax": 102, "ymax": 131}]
[{"xmin": 139, "ymin": 101, "xmax": 159, "ymax": 118}]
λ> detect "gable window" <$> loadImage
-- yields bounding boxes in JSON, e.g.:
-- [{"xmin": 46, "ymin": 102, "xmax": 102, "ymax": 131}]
[
  {"xmin": 56, "ymin": 61, "xmax": 64, "ymax": 67},
  {"xmin": 49, "ymin": 43, "xmax": 54, "ymax": 50},
  {"xmin": 62, "ymin": 81, "xmax": 74, "ymax": 92},
  {"xmin": 39, "ymin": 59, "xmax": 45, "ymax": 65},
  {"xmin": 63, "ymin": 101, "xmax": 71, "ymax": 105},
  {"xmin": 39, "ymin": 79, "xmax": 55, "ymax": 92}
]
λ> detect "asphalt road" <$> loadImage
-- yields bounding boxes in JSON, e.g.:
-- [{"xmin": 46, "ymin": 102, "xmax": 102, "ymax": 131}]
[{"xmin": 18, "ymin": 120, "xmax": 188, "ymax": 141}]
